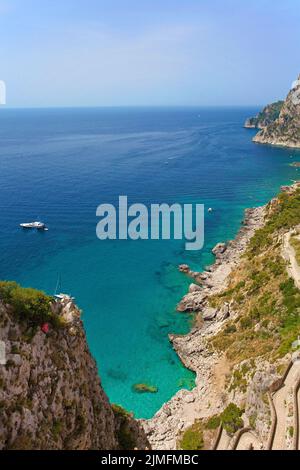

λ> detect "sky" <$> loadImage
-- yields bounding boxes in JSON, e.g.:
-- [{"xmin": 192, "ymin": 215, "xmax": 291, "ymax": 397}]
[{"xmin": 0, "ymin": 0, "xmax": 300, "ymax": 107}]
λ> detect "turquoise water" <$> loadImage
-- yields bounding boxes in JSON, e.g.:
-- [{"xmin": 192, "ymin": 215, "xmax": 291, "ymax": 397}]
[{"xmin": 0, "ymin": 107, "xmax": 299, "ymax": 418}]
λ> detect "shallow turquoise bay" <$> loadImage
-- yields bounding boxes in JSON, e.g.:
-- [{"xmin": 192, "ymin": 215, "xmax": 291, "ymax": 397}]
[{"xmin": 0, "ymin": 107, "xmax": 299, "ymax": 418}]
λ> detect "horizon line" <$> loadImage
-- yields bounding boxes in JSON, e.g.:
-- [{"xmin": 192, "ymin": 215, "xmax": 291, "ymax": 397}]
[{"xmin": 0, "ymin": 104, "xmax": 264, "ymax": 110}]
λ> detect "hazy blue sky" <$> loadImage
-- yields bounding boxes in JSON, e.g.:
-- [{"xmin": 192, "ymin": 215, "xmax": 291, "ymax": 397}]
[{"xmin": 0, "ymin": 0, "xmax": 299, "ymax": 107}]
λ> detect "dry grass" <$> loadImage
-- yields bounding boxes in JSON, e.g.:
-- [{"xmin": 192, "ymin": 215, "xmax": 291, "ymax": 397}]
[
  {"xmin": 209, "ymin": 189, "xmax": 300, "ymax": 365},
  {"xmin": 290, "ymin": 234, "xmax": 300, "ymax": 265}
]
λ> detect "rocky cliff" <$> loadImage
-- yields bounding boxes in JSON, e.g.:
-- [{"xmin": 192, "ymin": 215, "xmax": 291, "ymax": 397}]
[
  {"xmin": 244, "ymin": 101, "xmax": 283, "ymax": 129},
  {"xmin": 252, "ymin": 75, "xmax": 300, "ymax": 148},
  {"xmin": 144, "ymin": 183, "xmax": 300, "ymax": 450},
  {"xmin": 0, "ymin": 288, "xmax": 148, "ymax": 450}
]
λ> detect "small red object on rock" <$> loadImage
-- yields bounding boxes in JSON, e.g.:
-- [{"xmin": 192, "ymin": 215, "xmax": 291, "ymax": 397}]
[{"xmin": 41, "ymin": 323, "xmax": 50, "ymax": 334}]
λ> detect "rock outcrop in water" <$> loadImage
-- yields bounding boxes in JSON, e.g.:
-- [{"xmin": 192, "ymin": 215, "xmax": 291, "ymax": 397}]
[
  {"xmin": 250, "ymin": 74, "xmax": 300, "ymax": 148},
  {"xmin": 0, "ymin": 288, "xmax": 149, "ymax": 450}
]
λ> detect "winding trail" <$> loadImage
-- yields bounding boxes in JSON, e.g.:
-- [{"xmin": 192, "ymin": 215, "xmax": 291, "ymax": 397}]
[
  {"xmin": 271, "ymin": 364, "xmax": 300, "ymax": 450},
  {"xmin": 216, "ymin": 428, "xmax": 231, "ymax": 450},
  {"xmin": 270, "ymin": 231, "xmax": 300, "ymax": 449},
  {"xmin": 216, "ymin": 427, "xmax": 263, "ymax": 451},
  {"xmin": 282, "ymin": 231, "xmax": 300, "ymax": 289},
  {"xmin": 235, "ymin": 431, "xmax": 262, "ymax": 450},
  {"xmin": 214, "ymin": 228, "xmax": 300, "ymax": 451}
]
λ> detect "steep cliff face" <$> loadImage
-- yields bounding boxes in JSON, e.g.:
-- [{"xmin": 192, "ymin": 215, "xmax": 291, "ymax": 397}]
[
  {"xmin": 0, "ymin": 290, "xmax": 149, "ymax": 450},
  {"xmin": 244, "ymin": 101, "xmax": 283, "ymax": 129},
  {"xmin": 0, "ymin": 298, "xmax": 118, "ymax": 450},
  {"xmin": 253, "ymin": 75, "xmax": 300, "ymax": 148},
  {"xmin": 144, "ymin": 183, "xmax": 300, "ymax": 450}
]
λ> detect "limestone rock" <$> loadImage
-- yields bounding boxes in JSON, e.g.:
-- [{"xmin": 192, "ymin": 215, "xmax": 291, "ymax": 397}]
[
  {"xmin": 212, "ymin": 242, "xmax": 227, "ymax": 257},
  {"xmin": 216, "ymin": 303, "xmax": 230, "ymax": 322},
  {"xmin": 189, "ymin": 283, "xmax": 202, "ymax": 293},
  {"xmin": 179, "ymin": 264, "xmax": 190, "ymax": 273},
  {"xmin": 202, "ymin": 307, "xmax": 217, "ymax": 321},
  {"xmin": 253, "ymin": 75, "xmax": 300, "ymax": 148},
  {"xmin": 0, "ymin": 301, "xmax": 148, "ymax": 450}
]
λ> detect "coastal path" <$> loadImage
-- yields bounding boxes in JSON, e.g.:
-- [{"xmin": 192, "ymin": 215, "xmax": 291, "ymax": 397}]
[{"xmin": 282, "ymin": 230, "xmax": 300, "ymax": 289}]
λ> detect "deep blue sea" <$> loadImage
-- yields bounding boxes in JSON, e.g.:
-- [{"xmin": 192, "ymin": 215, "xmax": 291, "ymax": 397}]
[{"xmin": 0, "ymin": 107, "xmax": 299, "ymax": 418}]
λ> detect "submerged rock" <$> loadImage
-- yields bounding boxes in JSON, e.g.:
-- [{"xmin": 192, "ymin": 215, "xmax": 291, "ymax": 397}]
[
  {"xmin": 132, "ymin": 383, "xmax": 158, "ymax": 394},
  {"xmin": 179, "ymin": 264, "xmax": 190, "ymax": 273}
]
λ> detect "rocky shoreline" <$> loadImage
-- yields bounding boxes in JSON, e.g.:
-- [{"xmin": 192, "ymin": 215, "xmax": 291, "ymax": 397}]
[
  {"xmin": 142, "ymin": 204, "xmax": 267, "ymax": 449},
  {"xmin": 253, "ymin": 134, "xmax": 300, "ymax": 149}
]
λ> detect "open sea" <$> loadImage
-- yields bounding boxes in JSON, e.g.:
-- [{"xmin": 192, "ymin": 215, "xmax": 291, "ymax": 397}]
[{"xmin": 0, "ymin": 107, "xmax": 299, "ymax": 418}]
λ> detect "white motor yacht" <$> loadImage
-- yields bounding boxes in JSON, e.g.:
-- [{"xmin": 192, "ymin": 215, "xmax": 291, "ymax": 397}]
[{"xmin": 20, "ymin": 221, "xmax": 48, "ymax": 230}]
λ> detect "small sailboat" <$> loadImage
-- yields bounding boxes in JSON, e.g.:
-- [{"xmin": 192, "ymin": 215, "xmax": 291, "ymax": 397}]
[
  {"xmin": 53, "ymin": 274, "xmax": 75, "ymax": 301},
  {"xmin": 20, "ymin": 221, "xmax": 48, "ymax": 230}
]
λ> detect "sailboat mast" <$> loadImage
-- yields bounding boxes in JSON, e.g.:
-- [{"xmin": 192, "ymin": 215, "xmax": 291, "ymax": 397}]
[{"xmin": 54, "ymin": 274, "xmax": 61, "ymax": 296}]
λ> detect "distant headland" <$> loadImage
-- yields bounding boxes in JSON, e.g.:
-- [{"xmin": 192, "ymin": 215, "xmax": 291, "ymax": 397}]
[{"xmin": 245, "ymin": 74, "xmax": 300, "ymax": 149}]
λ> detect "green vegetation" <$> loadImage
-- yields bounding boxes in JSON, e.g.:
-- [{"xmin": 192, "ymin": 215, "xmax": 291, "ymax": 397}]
[
  {"xmin": 220, "ymin": 403, "xmax": 244, "ymax": 435},
  {"xmin": 177, "ymin": 416, "xmax": 221, "ymax": 450},
  {"xmin": 52, "ymin": 420, "xmax": 63, "ymax": 439},
  {"xmin": 290, "ymin": 234, "xmax": 300, "ymax": 265},
  {"xmin": 206, "ymin": 415, "xmax": 221, "ymax": 430},
  {"xmin": 0, "ymin": 280, "xmax": 62, "ymax": 328},
  {"xmin": 210, "ymin": 188, "xmax": 300, "ymax": 363},
  {"xmin": 10, "ymin": 344, "xmax": 20, "ymax": 354},
  {"xmin": 248, "ymin": 190, "xmax": 300, "ymax": 255},
  {"xmin": 247, "ymin": 101, "xmax": 283, "ymax": 128},
  {"xmin": 256, "ymin": 101, "xmax": 283, "ymax": 124},
  {"xmin": 228, "ymin": 364, "xmax": 250, "ymax": 393},
  {"xmin": 178, "ymin": 421, "xmax": 204, "ymax": 450},
  {"xmin": 132, "ymin": 383, "xmax": 158, "ymax": 394},
  {"xmin": 111, "ymin": 404, "xmax": 132, "ymax": 419},
  {"xmin": 112, "ymin": 404, "xmax": 136, "ymax": 450},
  {"xmin": 249, "ymin": 413, "xmax": 257, "ymax": 429}
]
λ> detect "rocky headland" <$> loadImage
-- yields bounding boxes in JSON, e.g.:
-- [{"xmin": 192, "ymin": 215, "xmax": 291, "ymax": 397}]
[
  {"xmin": 244, "ymin": 101, "xmax": 283, "ymax": 129},
  {"xmin": 0, "ymin": 289, "xmax": 149, "ymax": 450},
  {"xmin": 143, "ymin": 182, "xmax": 300, "ymax": 450},
  {"xmin": 142, "ymin": 204, "xmax": 268, "ymax": 449},
  {"xmin": 246, "ymin": 74, "xmax": 300, "ymax": 148}
]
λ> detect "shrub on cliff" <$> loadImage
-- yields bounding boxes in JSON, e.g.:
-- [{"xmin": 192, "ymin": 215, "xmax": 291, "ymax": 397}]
[
  {"xmin": 0, "ymin": 280, "xmax": 53, "ymax": 326},
  {"xmin": 290, "ymin": 235, "xmax": 300, "ymax": 264},
  {"xmin": 112, "ymin": 404, "xmax": 137, "ymax": 450},
  {"xmin": 206, "ymin": 415, "xmax": 221, "ymax": 430},
  {"xmin": 220, "ymin": 403, "xmax": 244, "ymax": 435},
  {"xmin": 248, "ymin": 189, "xmax": 300, "ymax": 255},
  {"xmin": 178, "ymin": 421, "xmax": 204, "ymax": 450},
  {"xmin": 211, "ymin": 187, "xmax": 300, "ymax": 363}
]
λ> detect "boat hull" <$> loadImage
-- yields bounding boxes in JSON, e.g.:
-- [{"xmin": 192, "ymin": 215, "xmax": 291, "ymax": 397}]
[{"xmin": 20, "ymin": 222, "xmax": 47, "ymax": 230}]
